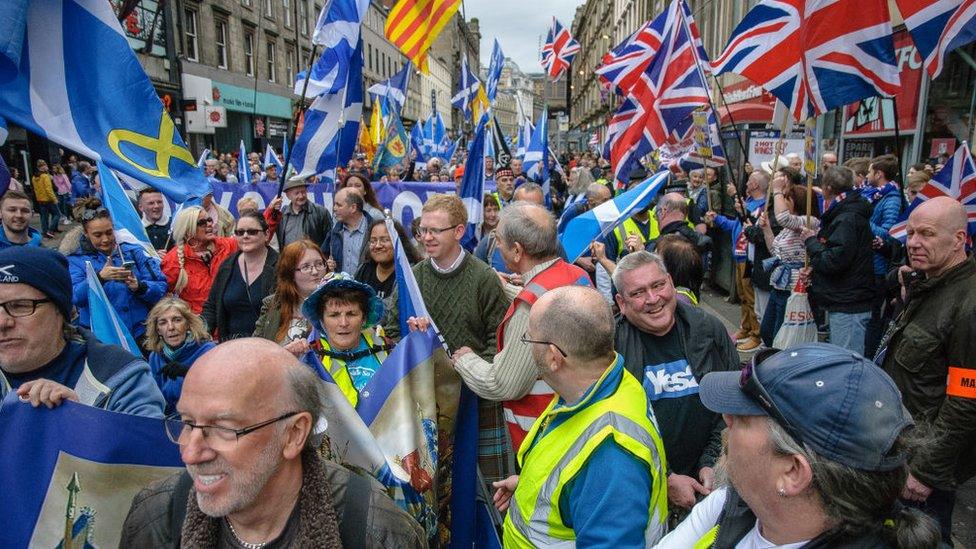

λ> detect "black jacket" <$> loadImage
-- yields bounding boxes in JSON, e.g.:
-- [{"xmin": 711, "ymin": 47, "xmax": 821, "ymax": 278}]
[
  {"xmin": 649, "ymin": 219, "xmax": 713, "ymax": 255},
  {"xmin": 201, "ymin": 248, "xmax": 278, "ymax": 340},
  {"xmin": 322, "ymin": 210, "xmax": 374, "ymax": 274},
  {"xmin": 615, "ymin": 301, "xmax": 739, "ymax": 476},
  {"xmin": 144, "ymin": 221, "xmax": 173, "ymax": 252},
  {"xmin": 805, "ymin": 193, "xmax": 875, "ymax": 312},
  {"xmin": 743, "ymin": 213, "xmax": 781, "ymax": 291}
]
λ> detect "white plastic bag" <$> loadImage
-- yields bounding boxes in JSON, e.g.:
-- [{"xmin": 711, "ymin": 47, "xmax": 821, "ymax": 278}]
[{"xmin": 773, "ymin": 277, "xmax": 818, "ymax": 348}]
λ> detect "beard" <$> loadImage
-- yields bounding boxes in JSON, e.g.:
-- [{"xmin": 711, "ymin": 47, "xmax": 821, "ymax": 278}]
[{"xmin": 191, "ymin": 429, "xmax": 285, "ymax": 517}]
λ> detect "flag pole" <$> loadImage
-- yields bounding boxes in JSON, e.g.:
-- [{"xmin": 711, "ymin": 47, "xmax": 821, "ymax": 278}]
[
  {"xmin": 766, "ymin": 109, "xmax": 791, "ymax": 213},
  {"xmin": 277, "ymin": 43, "xmax": 320, "ymax": 197}
]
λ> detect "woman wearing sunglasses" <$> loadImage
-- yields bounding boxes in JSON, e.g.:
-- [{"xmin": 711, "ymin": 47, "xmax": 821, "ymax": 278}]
[
  {"xmin": 63, "ymin": 197, "xmax": 167, "ymax": 352},
  {"xmin": 201, "ymin": 212, "xmax": 277, "ymax": 341},
  {"xmin": 161, "ymin": 206, "xmax": 238, "ymax": 314}
]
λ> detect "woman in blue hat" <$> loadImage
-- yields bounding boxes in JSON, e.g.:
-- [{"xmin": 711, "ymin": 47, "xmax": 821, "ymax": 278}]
[{"xmin": 301, "ymin": 273, "xmax": 393, "ymax": 407}]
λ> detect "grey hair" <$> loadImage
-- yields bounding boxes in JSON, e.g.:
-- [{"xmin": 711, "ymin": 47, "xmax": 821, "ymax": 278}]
[
  {"xmin": 585, "ymin": 183, "xmax": 611, "ymax": 202},
  {"xmin": 821, "ymin": 166, "xmax": 855, "ymax": 194},
  {"xmin": 752, "ymin": 170, "xmax": 770, "ymax": 191},
  {"xmin": 284, "ymin": 362, "xmax": 327, "ymax": 450},
  {"xmin": 657, "ymin": 193, "xmax": 688, "ymax": 217},
  {"xmin": 611, "ymin": 251, "xmax": 668, "ymax": 293},
  {"xmin": 535, "ymin": 286, "xmax": 614, "ymax": 362},
  {"xmin": 765, "ymin": 420, "xmax": 939, "ymax": 548},
  {"xmin": 689, "ymin": 168, "xmax": 704, "ymax": 178},
  {"xmin": 497, "ymin": 202, "xmax": 558, "ymax": 259}
]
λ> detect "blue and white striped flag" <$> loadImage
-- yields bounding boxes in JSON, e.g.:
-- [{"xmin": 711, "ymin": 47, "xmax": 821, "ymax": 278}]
[
  {"xmin": 485, "ymin": 39, "xmax": 505, "ymax": 104},
  {"xmin": 367, "ymin": 63, "xmax": 412, "ymax": 112},
  {"xmin": 296, "ymin": 0, "xmax": 369, "ymax": 97},
  {"xmin": 0, "ymin": 0, "xmax": 208, "ymax": 204},
  {"xmin": 459, "ymin": 115, "xmax": 489, "ymax": 251},
  {"xmin": 523, "ymin": 107, "xmax": 550, "ymax": 204},
  {"xmin": 237, "ymin": 140, "xmax": 251, "ymax": 184},
  {"xmin": 97, "ymin": 161, "xmax": 158, "ymax": 258},
  {"xmin": 84, "ymin": 261, "xmax": 139, "ymax": 354},
  {"xmin": 196, "ymin": 148, "xmax": 210, "ymax": 168},
  {"xmin": 561, "ymin": 170, "xmax": 669, "ymax": 262}
]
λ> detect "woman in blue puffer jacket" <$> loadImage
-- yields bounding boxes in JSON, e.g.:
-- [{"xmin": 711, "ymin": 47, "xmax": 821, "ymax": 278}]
[
  {"xmin": 145, "ymin": 297, "xmax": 216, "ymax": 415},
  {"xmin": 63, "ymin": 199, "xmax": 167, "ymax": 348}
]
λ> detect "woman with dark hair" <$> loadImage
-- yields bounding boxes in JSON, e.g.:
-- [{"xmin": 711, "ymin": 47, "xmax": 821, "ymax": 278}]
[
  {"xmin": 253, "ymin": 239, "xmax": 330, "ymax": 356},
  {"xmin": 339, "ymin": 172, "xmax": 383, "ymax": 219},
  {"xmin": 201, "ymin": 211, "xmax": 278, "ymax": 341},
  {"xmin": 354, "ymin": 218, "xmax": 419, "ymax": 304},
  {"xmin": 63, "ymin": 197, "xmax": 167, "ymax": 348},
  {"xmin": 757, "ymin": 168, "xmax": 821, "ymax": 346}
]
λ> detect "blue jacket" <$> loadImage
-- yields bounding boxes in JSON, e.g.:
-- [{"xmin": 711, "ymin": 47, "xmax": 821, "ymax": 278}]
[
  {"xmin": 67, "ymin": 239, "xmax": 167, "ymax": 339},
  {"xmin": 322, "ymin": 211, "xmax": 374, "ymax": 274},
  {"xmin": 149, "ymin": 339, "xmax": 217, "ymax": 415},
  {"xmin": 0, "ymin": 226, "xmax": 42, "ymax": 249},
  {"xmin": 869, "ymin": 188, "xmax": 904, "ymax": 276},
  {"xmin": 712, "ymin": 196, "xmax": 765, "ymax": 264},
  {"xmin": 0, "ymin": 329, "xmax": 166, "ymax": 418},
  {"xmin": 71, "ymin": 172, "xmax": 94, "ymax": 200}
]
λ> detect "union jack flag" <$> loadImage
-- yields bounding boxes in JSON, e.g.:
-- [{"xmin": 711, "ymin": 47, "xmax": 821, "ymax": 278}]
[
  {"xmin": 896, "ymin": 0, "xmax": 976, "ymax": 78},
  {"xmin": 541, "ymin": 17, "xmax": 580, "ymax": 81},
  {"xmin": 889, "ymin": 142, "xmax": 976, "ymax": 240},
  {"xmin": 712, "ymin": 0, "xmax": 901, "ymax": 122},
  {"xmin": 601, "ymin": 0, "xmax": 710, "ymax": 185}
]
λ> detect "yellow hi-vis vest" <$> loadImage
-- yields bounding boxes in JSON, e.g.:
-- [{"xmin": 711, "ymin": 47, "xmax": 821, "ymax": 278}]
[
  {"xmin": 502, "ymin": 355, "xmax": 669, "ymax": 547},
  {"xmin": 613, "ymin": 217, "xmax": 660, "ymax": 255},
  {"xmin": 318, "ymin": 327, "xmax": 388, "ymax": 408}
]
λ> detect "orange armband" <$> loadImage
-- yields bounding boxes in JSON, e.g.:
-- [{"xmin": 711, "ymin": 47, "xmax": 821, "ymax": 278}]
[{"xmin": 947, "ymin": 367, "xmax": 976, "ymax": 399}]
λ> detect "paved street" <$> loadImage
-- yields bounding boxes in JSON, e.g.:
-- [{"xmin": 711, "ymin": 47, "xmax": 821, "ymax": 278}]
[{"xmin": 699, "ymin": 285, "xmax": 975, "ymax": 549}]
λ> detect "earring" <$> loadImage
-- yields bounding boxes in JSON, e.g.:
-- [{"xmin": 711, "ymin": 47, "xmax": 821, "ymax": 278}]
[{"xmin": 778, "ymin": 488, "xmax": 787, "ymax": 497}]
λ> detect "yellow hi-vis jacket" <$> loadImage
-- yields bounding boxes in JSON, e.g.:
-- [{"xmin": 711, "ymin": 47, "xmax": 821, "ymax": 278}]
[
  {"xmin": 318, "ymin": 327, "xmax": 388, "ymax": 408},
  {"xmin": 502, "ymin": 354, "xmax": 668, "ymax": 547}
]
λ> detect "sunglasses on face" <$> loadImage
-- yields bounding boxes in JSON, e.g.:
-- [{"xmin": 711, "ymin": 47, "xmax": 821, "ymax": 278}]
[
  {"xmin": 234, "ymin": 228, "xmax": 263, "ymax": 236},
  {"xmin": 196, "ymin": 217, "xmax": 214, "ymax": 227},
  {"xmin": 739, "ymin": 348, "xmax": 806, "ymax": 446}
]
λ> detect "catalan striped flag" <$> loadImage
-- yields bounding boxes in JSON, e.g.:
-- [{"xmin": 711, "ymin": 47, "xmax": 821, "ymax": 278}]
[{"xmin": 385, "ymin": 0, "xmax": 461, "ymax": 74}]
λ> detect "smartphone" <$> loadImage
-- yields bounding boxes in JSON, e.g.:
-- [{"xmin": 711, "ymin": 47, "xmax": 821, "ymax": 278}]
[{"xmin": 120, "ymin": 261, "xmax": 135, "ymax": 271}]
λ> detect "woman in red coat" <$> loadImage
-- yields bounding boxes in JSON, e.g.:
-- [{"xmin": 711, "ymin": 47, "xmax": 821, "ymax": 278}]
[{"xmin": 162, "ymin": 206, "xmax": 238, "ymax": 313}]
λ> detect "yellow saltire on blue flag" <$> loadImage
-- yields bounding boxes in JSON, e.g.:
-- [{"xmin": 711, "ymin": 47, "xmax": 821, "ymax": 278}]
[{"xmin": 0, "ymin": 0, "xmax": 209, "ymax": 204}]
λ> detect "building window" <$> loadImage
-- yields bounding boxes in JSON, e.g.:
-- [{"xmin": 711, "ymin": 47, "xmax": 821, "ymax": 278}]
[
  {"xmin": 367, "ymin": 44, "xmax": 372, "ymax": 72},
  {"xmin": 264, "ymin": 0, "xmax": 274, "ymax": 18},
  {"xmin": 184, "ymin": 8, "xmax": 198, "ymax": 61},
  {"xmin": 266, "ymin": 39, "xmax": 277, "ymax": 83},
  {"xmin": 242, "ymin": 0, "xmax": 252, "ymax": 7},
  {"xmin": 244, "ymin": 30, "xmax": 255, "ymax": 76},
  {"xmin": 215, "ymin": 20, "xmax": 228, "ymax": 69},
  {"xmin": 283, "ymin": 0, "xmax": 293, "ymax": 28},
  {"xmin": 299, "ymin": 1, "xmax": 309, "ymax": 36},
  {"xmin": 286, "ymin": 45, "xmax": 295, "ymax": 85}
]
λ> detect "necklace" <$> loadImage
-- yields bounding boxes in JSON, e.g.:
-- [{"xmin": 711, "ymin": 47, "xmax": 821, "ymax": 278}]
[{"xmin": 226, "ymin": 519, "xmax": 268, "ymax": 549}]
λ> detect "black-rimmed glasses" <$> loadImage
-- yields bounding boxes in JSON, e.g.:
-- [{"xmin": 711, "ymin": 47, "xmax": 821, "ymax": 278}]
[
  {"xmin": 0, "ymin": 298, "xmax": 51, "ymax": 318},
  {"xmin": 164, "ymin": 412, "xmax": 301, "ymax": 449},
  {"xmin": 520, "ymin": 331, "xmax": 568, "ymax": 358},
  {"xmin": 415, "ymin": 225, "xmax": 458, "ymax": 236},
  {"xmin": 740, "ymin": 349, "xmax": 806, "ymax": 446}
]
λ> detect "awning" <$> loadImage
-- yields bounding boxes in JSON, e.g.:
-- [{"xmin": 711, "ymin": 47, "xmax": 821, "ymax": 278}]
[{"xmin": 718, "ymin": 102, "xmax": 774, "ymax": 126}]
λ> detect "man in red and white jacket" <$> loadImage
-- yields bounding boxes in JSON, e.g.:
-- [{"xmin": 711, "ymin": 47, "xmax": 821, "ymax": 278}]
[{"xmin": 453, "ymin": 202, "xmax": 592, "ymax": 451}]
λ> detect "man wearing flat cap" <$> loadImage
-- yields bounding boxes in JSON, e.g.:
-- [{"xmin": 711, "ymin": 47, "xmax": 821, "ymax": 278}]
[{"xmin": 0, "ymin": 246, "xmax": 165, "ymax": 417}]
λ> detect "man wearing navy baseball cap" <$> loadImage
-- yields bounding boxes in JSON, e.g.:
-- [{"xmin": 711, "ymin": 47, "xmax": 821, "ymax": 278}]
[
  {"xmin": 657, "ymin": 343, "xmax": 939, "ymax": 548},
  {"xmin": 0, "ymin": 246, "xmax": 164, "ymax": 417}
]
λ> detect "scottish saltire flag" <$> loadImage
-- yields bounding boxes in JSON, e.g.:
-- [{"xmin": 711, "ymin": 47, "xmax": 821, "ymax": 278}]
[
  {"xmin": 459, "ymin": 115, "xmax": 489, "ymax": 251},
  {"xmin": 237, "ymin": 140, "xmax": 252, "ymax": 184},
  {"xmin": 444, "ymin": 137, "xmax": 460, "ymax": 164},
  {"xmin": 0, "ymin": 396, "xmax": 183, "ymax": 548},
  {"xmin": 374, "ymin": 108, "xmax": 410, "ymax": 172},
  {"xmin": 516, "ymin": 117, "xmax": 533, "ymax": 159},
  {"xmin": 85, "ymin": 262, "xmax": 140, "ymax": 354},
  {"xmin": 291, "ymin": 40, "xmax": 364, "ymax": 180},
  {"xmin": 524, "ymin": 107, "xmax": 551, "ymax": 204},
  {"xmin": 0, "ymin": 0, "xmax": 208, "ymax": 205},
  {"xmin": 424, "ymin": 112, "xmax": 447, "ymax": 159},
  {"xmin": 889, "ymin": 141, "xmax": 976, "ymax": 240},
  {"xmin": 296, "ymin": 0, "xmax": 369, "ymax": 97},
  {"xmin": 196, "ymin": 148, "xmax": 210, "ymax": 168},
  {"xmin": 897, "ymin": 0, "xmax": 976, "ymax": 78},
  {"xmin": 367, "ymin": 63, "xmax": 412, "ymax": 111},
  {"xmin": 97, "ymin": 162, "xmax": 158, "ymax": 258},
  {"xmin": 410, "ymin": 120, "xmax": 428, "ymax": 165},
  {"xmin": 541, "ymin": 17, "xmax": 581, "ymax": 81},
  {"xmin": 561, "ymin": 170, "xmax": 669, "ymax": 262},
  {"xmin": 485, "ymin": 39, "xmax": 506, "ymax": 104},
  {"xmin": 451, "ymin": 55, "xmax": 482, "ymax": 119},
  {"xmin": 712, "ymin": 0, "xmax": 900, "ymax": 122},
  {"xmin": 386, "ymin": 218, "xmax": 434, "ymax": 337},
  {"xmin": 264, "ymin": 144, "xmax": 283, "ymax": 170}
]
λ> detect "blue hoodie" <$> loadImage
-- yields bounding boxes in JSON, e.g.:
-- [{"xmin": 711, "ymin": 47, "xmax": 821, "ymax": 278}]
[{"xmin": 0, "ymin": 226, "xmax": 42, "ymax": 249}]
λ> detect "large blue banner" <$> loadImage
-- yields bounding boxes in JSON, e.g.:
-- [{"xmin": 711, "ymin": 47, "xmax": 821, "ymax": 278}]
[{"xmin": 0, "ymin": 396, "xmax": 183, "ymax": 547}]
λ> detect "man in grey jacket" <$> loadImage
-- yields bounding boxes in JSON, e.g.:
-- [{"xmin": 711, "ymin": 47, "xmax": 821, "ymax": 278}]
[
  {"xmin": 120, "ymin": 338, "xmax": 425, "ymax": 548},
  {"xmin": 268, "ymin": 178, "xmax": 332, "ymax": 249}
]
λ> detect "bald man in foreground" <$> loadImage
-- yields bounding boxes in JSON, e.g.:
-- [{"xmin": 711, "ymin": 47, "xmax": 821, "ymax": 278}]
[
  {"xmin": 120, "ymin": 338, "xmax": 424, "ymax": 548},
  {"xmin": 878, "ymin": 196, "xmax": 976, "ymax": 543}
]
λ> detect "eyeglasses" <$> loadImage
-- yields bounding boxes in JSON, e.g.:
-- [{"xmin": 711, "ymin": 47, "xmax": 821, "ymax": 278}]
[
  {"xmin": 196, "ymin": 217, "xmax": 214, "ymax": 227},
  {"xmin": 80, "ymin": 208, "xmax": 109, "ymax": 221},
  {"xmin": 520, "ymin": 331, "xmax": 568, "ymax": 358},
  {"xmin": 739, "ymin": 349, "xmax": 806, "ymax": 446},
  {"xmin": 295, "ymin": 261, "xmax": 328, "ymax": 274},
  {"xmin": 164, "ymin": 411, "xmax": 300, "ymax": 449},
  {"xmin": 368, "ymin": 237, "xmax": 392, "ymax": 247},
  {"xmin": 416, "ymin": 225, "xmax": 458, "ymax": 236},
  {"xmin": 234, "ymin": 228, "xmax": 263, "ymax": 236},
  {"xmin": 0, "ymin": 298, "xmax": 51, "ymax": 318}
]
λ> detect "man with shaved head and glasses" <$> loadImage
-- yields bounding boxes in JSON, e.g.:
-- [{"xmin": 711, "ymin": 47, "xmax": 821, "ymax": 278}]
[{"xmin": 121, "ymin": 337, "xmax": 424, "ymax": 547}]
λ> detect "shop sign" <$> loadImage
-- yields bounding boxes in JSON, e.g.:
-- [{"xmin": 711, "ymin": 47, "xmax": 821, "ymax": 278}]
[
  {"xmin": 748, "ymin": 131, "xmax": 805, "ymax": 169},
  {"xmin": 205, "ymin": 106, "xmax": 227, "ymax": 128},
  {"xmin": 843, "ymin": 139, "xmax": 875, "ymax": 159},
  {"xmin": 843, "ymin": 30, "xmax": 922, "ymax": 137},
  {"xmin": 267, "ymin": 119, "xmax": 289, "ymax": 137},
  {"xmin": 930, "ymin": 138, "xmax": 956, "ymax": 158}
]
